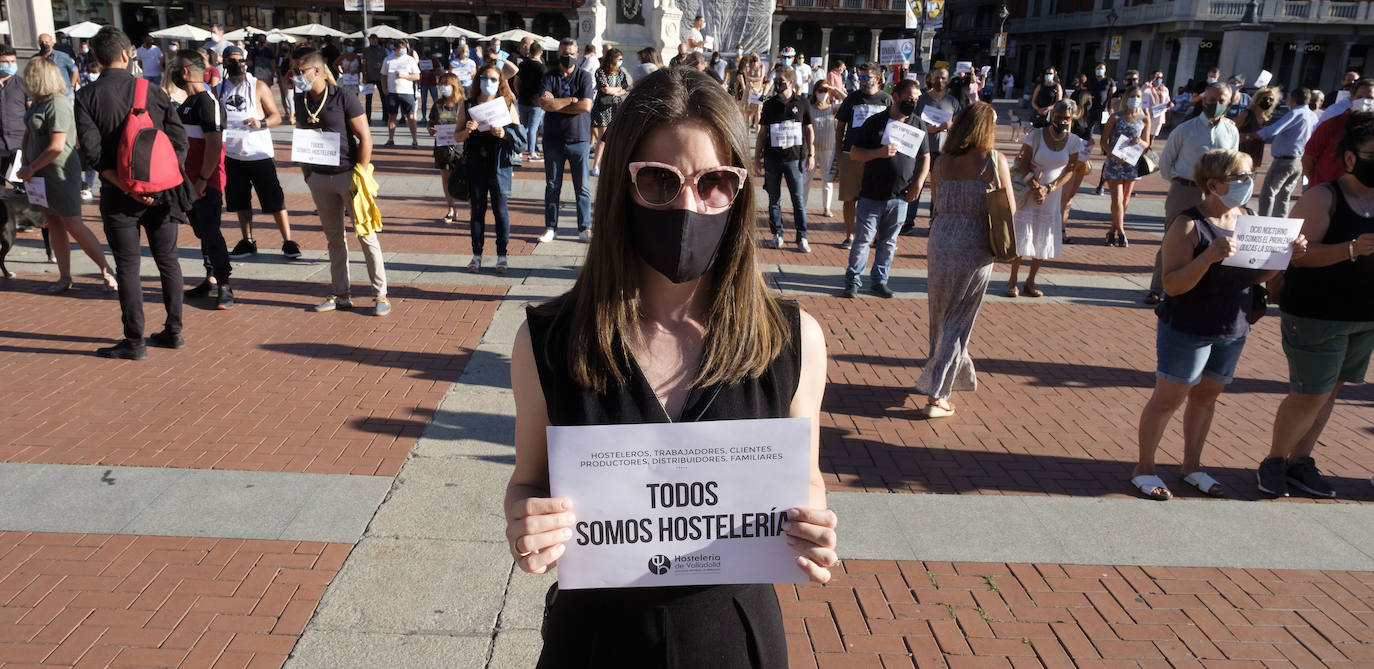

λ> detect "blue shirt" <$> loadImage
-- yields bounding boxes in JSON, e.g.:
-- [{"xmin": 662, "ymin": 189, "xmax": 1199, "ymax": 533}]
[
  {"xmin": 1256, "ymin": 105, "xmax": 1318, "ymax": 159},
  {"xmin": 539, "ymin": 67, "xmax": 595, "ymax": 145},
  {"xmin": 48, "ymin": 51, "xmax": 79, "ymax": 97},
  {"xmin": 1158, "ymin": 113, "xmax": 1239, "ymax": 182}
]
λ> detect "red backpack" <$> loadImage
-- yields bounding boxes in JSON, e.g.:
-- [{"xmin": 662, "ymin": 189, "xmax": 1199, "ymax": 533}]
[{"xmin": 117, "ymin": 77, "xmax": 183, "ymax": 195}]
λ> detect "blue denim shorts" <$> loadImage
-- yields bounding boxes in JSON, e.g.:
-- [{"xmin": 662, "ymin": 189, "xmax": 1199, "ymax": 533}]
[{"xmin": 1155, "ymin": 321, "xmax": 1248, "ymax": 386}]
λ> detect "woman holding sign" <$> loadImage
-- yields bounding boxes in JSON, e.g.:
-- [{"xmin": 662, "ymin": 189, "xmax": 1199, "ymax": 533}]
[
  {"xmin": 1133, "ymin": 149, "xmax": 1305, "ymax": 500},
  {"xmin": 1100, "ymin": 86, "xmax": 1153, "ymax": 248},
  {"xmin": 456, "ymin": 63, "xmax": 519, "ymax": 274},
  {"xmin": 428, "ymin": 72, "xmax": 465, "ymax": 225},
  {"xmin": 504, "ymin": 67, "xmax": 836, "ymax": 667}
]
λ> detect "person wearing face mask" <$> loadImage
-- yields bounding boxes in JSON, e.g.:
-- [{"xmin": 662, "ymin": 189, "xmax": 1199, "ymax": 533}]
[
  {"xmin": 1099, "ymin": 85, "xmax": 1153, "ymax": 248},
  {"xmin": 1302, "ymin": 79, "xmax": 1374, "ymax": 189},
  {"xmin": 1233, "ymin": 85, "xmax": 1277, "ymax": 169},
  {"xmin": 590, "ymin": 49, "xmax": 631, "ymax": 177},
  {"xmin": 427, "ymin": 72, "xmax": 466, "ymax": 226},
  {"xmin": 170, "ymin": 51, "xmax": 234, "ymax": 310},
  {"xmin": 1007, "ymin": 99, "xmax": 1083, "ymax": 297},
  {"xmin": 292, "ymin": 48, "xmax": 389, "ymax": 317},
  {"xmin": 805, "ymin": 81, "xmax": 838, "ymax": 219},
  {"xmin": 1085, "ymin": 60, "xmax": 1116, "ymax": 134},
  {"xmin": 1189, "ymin": 68, "xmax": 1222, "ymax": 109},
  {"xmin": 833, "ymin": 63, "xmax": 893, "ymax": 249},
  {"xmin": 1249, "ymin": 88, "xmax": 1318, "ymax": 218},
  {"xmin": 515, "ymin": 43, "xmax": 547, "ymax": 163},
  {"xmin": 1223, "ymin": 75, "xmax": 1251, "ymax": 120},
  {"xmin": 1308, "ymin": 89, "xmax": 1325, "ymax": 113},
  {"xmin": 687, "ymin": 15, "xmax": 708, "ymax": 52},
  {"xmin": 362, "ymin": 35, "xmax": 387, "ymax": 123},
  {"xmin": 1143, "ymin": 70, "xmax": 1171, "ymax": 132},
  {"xmin": 39, "ymin": 33, "xmax": 80, "ymax": 99},
  {"xmin": 456, "ymin": 64, "xmax": 520, "ymax": 273},
  {"xmin": 381, "ymin": 41, "xmax": 421, "ymax": 148},
  {"xmin": 0, "ymin": 45, "xmax": 28, "ymax": 203},
  {"xmin": 636, "ymin": 46, "xmax": 661, "ymax": 81},
  {"xmin": 537, "ymin": 38, "xmax": 596, "ymax": 243},
  {"xmin": 451, "ymin": 41, "xmax": 478, "ymax": 89},
  {"xmin": 417, "ymin": 46, "xmax": 444, "ymax": 121},
  {"xmin": 334, "ymin": 41, "xmax": 363, "ymax": 103},
  {"xmin": 1262, "ymin": 114, "xmax": 1374, "ymax": 498},
  {"xmin": 135, "ymin": 34, "xmax": 164, "ymax": 86},
  {"xmin": 743, "ymin": 53, "xmax": 766, "ymax": 129},
  {"xmin": 841, "ymin": 79, "xmax": 929, "ymax": 298},
  {"xmin": 1148, "ymin": 82, "xmax": 1239, "ymax": 305},
  {"xmin": 756, "ymin": 65, "xmax": 814, "ymax": 252},
  {"xmin": 1133, "ymin": 149, "xmax": 1303, "ymax": 500},
  {"xmin": 901, "ymin": 66, "xmax": 962, "ymax": 233},
  {"xmin": 1318, "ymin": 70, "xmax": 1363, "ymax": 123},
  {"xmin": 506, "ymin": 67, "xmax": 836, "ymax": 666},
  {"xmin": 793, "ymin": 52, "xmax": 812, "ymax": 96},
  {"xmin": 1030, "ymin": 67, "xmax": 1063, "ymax": 126},
  {"xmin": 770, "ymin": 48, "xmax": 796, "ymax": 84}
]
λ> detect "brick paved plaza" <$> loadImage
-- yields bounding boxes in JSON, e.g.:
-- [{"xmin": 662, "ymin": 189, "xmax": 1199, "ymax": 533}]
[{"xmin": 1, "ymin": 119, "xmax": 1371, "ymax": 668}]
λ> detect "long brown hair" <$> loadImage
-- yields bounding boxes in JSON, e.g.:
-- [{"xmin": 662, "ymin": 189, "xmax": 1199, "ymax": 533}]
[
  {"xmin": 468, "ymin": 62, "xmax": 514, "ymax": 105},
  {"xmin": 942, "ymin": 101, "xmax": 997, "ymax": 156},
  {"xmin": 535, "ymin": 66, "xmax": 788, "ymax": 392}
]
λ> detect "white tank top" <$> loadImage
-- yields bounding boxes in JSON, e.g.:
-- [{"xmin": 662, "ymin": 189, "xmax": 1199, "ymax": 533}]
[{"xmin": 217, "ymin": 74, "xmax": 275, "ymax": 161}]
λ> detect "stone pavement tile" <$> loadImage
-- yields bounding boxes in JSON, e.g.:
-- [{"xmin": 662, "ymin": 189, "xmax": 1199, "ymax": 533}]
[
  {"xmin": 284, "ymin": 630, "xmax": 487, "ymax": 669},
  {"xmin": 0, "ymin": 531, "xmax": 345, "ymax": 668},
  {"xmin": 800, "ymin": 296, "xmax": 1374, "ymax": 502},
  {"xmin": 0, "ymin": 278, "xmax": 502, "ymax": 477},
  {"xmin": 782, "ymin": 559, "xmax": 1374, "ymax": 667}
]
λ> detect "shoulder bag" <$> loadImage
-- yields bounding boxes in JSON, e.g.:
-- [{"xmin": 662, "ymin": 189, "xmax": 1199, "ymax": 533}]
[{"xmin": 984, "ymin": 150, "xmax": 1018, "ymax": 262}]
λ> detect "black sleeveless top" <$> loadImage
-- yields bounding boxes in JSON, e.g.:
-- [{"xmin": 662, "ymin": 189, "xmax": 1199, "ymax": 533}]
[
  {"xmin": 1281, "ymin": 182, "xmax": 1374, "ymax": 322},
  {"xmin": 1156, "ymin": 208, "xmax": 1263, "ymax": 337},
  {"xmin": 526, "ymin": 299, "xmax": 802, "ymax": 669}
]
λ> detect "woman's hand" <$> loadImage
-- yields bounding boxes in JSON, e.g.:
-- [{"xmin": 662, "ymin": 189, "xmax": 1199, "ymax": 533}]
[
  {"xmin": 491, "ymin": 125, "xmax": 505, "ymax": 139},
  {"xmin": 1207, "ymin": 235, "xmax": 1237, "ymax": 263},
  {"xmin": 1354, "ymin": 233, "xmax": 1374, "ymax": 257},
  {"xmin": 1289, "ymin": 233, "xmax": 1309, "ymax": 263},
  {"xmin": 505, "ymin": 496, "xmax": 576, "ymax": 575},
  {"xmin": 16, "ymin": 166, "xmax": 33, "ymax": 181},
  {"xmin": 784, "ymin": 507, "xmax": 839, "ymax": 584},
  {"xmin": 466, "ymin": 119, "xmax": 479, "ymax": 132},
  {"xmin": 427, "ymin": 126, "xmax": 437, "ymax": 136}
]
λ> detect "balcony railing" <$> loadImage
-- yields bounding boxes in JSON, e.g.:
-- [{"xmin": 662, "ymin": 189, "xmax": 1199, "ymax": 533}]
[
  {"xmin": 774, "ymin": 0, "xmax": 903, "ymax": 9},
  {"xmin": 1009, "ymin": 0, "xmax": 1373, "ymax": 31}
]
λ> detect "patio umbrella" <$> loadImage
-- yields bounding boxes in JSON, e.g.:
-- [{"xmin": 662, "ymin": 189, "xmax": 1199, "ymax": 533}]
[
  {"xmin": 282, "ymin": 23, "xmax": 350, "ymax": 38},
  {"xmin": 57, "ymin": 21, "xmax": 103, "ymax": 39},
  {"xmin": 484, "ymin": 28, "xmax": 558, "ymax": 50},
  {"xmin": 223, "ymin": 26, "xmax": 268, "ymax": 41},
  {"xmin": 347, "ymin": 25, "xmax": 413, "ymax": 40},
  {"xmin": 149, "ymin": 24, "xmax": 213, "ymax": 41},
  {"xmin": 265, "ymin": 29, "xmax": 298, "ymax": 44},
  {"xmin": 411, "ymin": 25, "xmax": 484, "ymax": 41}
]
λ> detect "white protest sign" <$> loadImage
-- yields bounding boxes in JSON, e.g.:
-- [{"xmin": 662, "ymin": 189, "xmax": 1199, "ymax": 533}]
[
  {"xmin": 1254, "ymin": 70, "xmax": 1272, "ymax": 88},
  {"xmin": 1336, "ymin": 90, "xmax": 1351, "ymax": 105},
  {"xmin": 1100, "ymin": 110, "xmax": 1110, "ymax": 125},
  {"xmin": 919, "ymin": 104, "xmax": 953, "ymax": 127},
  {"xmin": 878, "ymin": 38, "xmax": 916, "ymax": 66},
  {"xmin": 980, "ymin": 65, "xmax": 991, "ymax": 77},
  {"xmin": 1222, "ymin": 216, "xmax": 1304, "ymax": 270},
  {"xmin": 547, "ymin": 418, "xmax": 813, "ymax": 590},
  {"xmin": 433, "ymin": 123, "xmax": 457, "ymax": 147},
  {"xmin": 339, "ymin": 73, "xmax": 360, "ymax": 86},
  {"xmin": 360, "ymin": 83, "xmax": 376, "ymax": 95},
  {"xmin": 467, "ymin": 98, "xmax": 512, "ymax": 131},
  {"xmin": 810, "ymin": 57, "xmax": 822, "ymax": 68},
  {"xmin": 955, "ymin": 61, "xmax": 972, "ymax": 75},
  {"xmin": 1152, "ymin": 99, "xmax": 1171, "ymax": 116},
  {"xmin": 1112, "ymin": 134, "xmax": 1145, "ymax": 164},
  {"xmin": 770, "ymin": 121, "xmax": 803, "ymax": 149},
  {"xmin": 5, "ymin": 149, "xmax": 20, "ymax": 182},
  {"xmin": 748, "ymin": 90, "xmax": 765, "ymax": 105},
  {"xmin": 290, "ymin": 128, "xmax": 341, "ymax": 166},
  {"xmin": 882, "ymin": 120, "xmax": 927, "ymax": 157},
  {"xmin": 904, "ymin": 73, "xmax": 920, "ymax": 82},
  {"xmin": 25, "ymin": 177, "xmax": 47, "ymax": 208},
  {"xmin": 850, "ymin": 104, "xmax": 887, "ymax": 129},
  {"xmin": 419, "ymin": 60, "xmax": 434, "ymax": 71}
]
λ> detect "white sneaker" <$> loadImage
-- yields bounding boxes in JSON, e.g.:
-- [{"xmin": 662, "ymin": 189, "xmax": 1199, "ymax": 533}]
[
  {"xmin": 770, "ymin": 234, "xmax": 784, "ymax": 249},
  {"xmin": 80, "ymin": 188, "xmax": 93, "ymax": 201},
  {"xmin": 467, "ymin": 256, "xmax": 481, "ymax": 273},
  {"xmin": 798, "ymin": 238, "xmax": 811, "ymax": 253},
  {"xmin": 591, "ymin": 166, "xmax": 601, "ymax": 177},
  {"xmin": 578, "ymin": 230, "xmax": 592, "ymax": 243},
  {"xmin": 495, "ymin": 256, "xmax": 508, "ymax": 273},
  {"xmin": 537, "ymin": 229, "xmax": 556, "ymax": 243}
]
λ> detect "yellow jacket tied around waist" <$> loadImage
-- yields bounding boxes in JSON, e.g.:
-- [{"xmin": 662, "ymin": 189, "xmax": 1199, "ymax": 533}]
[{"xmin": 350, "ymin": 163, "xmax": 382, "ymax": 237}]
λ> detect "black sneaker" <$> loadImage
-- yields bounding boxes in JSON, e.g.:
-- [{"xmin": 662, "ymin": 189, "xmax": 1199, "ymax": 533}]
[
  {"xmin": 1286, "ymin": 457, "xmax": 1336, "ymax": 498},
  {"xmin": 840, "ymin": 283, "xmax": 859, "ymax": 298},
  {"xmin": 146, "ymin": 330, "xmax": 185, "ymax": 349},
  {"xmin": 282, "ymin": 240, "xmax": 303, "ymax": 259},
  {"xmin": 1256, "ymin": 456, "xmax": 1289, "ymax": 497},
  {"xmin": 96, "ymin": 339, "xmax": 148, "ymax": 360},
  {"xmin": 216, "ymin": 285, "xmax": 235, "ymax": 310},
  {"xmin": 228, "ymin": 239, "xmax": 257, "ymax": 258},
  {"xmin": 871, "ymin": 283, "xmax": 895, "ymax": 298},
  {"xmin": 184, "ymin": 279, "xmax": 214, "ymax": 299}
]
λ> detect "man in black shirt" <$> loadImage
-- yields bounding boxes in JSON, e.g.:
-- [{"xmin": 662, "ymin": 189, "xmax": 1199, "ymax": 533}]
[
  {"xmin": 75, "ymin": 27, "xmax": 191, "ymax": 359},
  {"xmin": 293, "ymin": 49, "xmax": 390, "ymax": 317},
  {"xmin": 515, "ymin": 43, "xmax": 546, "ymax": 161},
  {"xmin": 842, "ymin": 79, "xmax": 929, "ymax": 299},
  {"xmin": 537, "ymin": 38, "xmax": 595, "ymax": 243},
  {"xmin": 1084, "ymin": 61, "xmax": 1116, "ymax": 134},
  {"xmin": 172, "ymin": 50, "xmax": 234, "ymax": 310},
  {"xmin": 0, "ymin": 45, "xmax": 27, "ymax": 244},
  {"xmin": 833, "ymin": 63, "xmax": 893, "ymax": 249},
  {"xmin": 755, "ymin": 66, "xmax": 814, "ymax": 252}
]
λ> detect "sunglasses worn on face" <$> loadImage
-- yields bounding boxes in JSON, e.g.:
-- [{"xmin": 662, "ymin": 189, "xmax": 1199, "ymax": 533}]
[{"xmin": 628, "ymin": 162, "xmax": 748, "ymax": 210}]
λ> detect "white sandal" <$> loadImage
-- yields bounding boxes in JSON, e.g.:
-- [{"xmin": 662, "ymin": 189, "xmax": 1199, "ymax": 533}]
[
  {"xmin": 1183, "ymin": 471, "xmax": 1225, "ymax": 498},
  {"xmin": 1131, "ymin": 474, "xmax": 1172, "ymax": 500}
]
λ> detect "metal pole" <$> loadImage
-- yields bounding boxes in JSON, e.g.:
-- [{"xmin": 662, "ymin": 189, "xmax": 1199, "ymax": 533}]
[{"xmin": 361, "ymin": 0, "xmax": 371, "ymax": 35}]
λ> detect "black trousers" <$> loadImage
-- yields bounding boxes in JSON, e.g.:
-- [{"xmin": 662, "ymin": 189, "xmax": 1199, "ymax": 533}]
[
  {"xmin": 100, "ymin": 187, "xmax": 183, "ymax": 341},
  {"xmin": 188, "ymin": 188, "xmax": 230, "ymax": 284}
]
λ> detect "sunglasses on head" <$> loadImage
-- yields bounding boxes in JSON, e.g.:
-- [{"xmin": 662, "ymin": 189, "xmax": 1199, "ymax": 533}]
[{"xmin": 628, "ymin": 162, "xmax": 748, "ymax": 210}]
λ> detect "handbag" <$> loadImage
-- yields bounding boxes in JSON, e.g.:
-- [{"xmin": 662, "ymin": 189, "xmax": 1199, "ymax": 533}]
[
  {"xmin": 1136, "ymin": 149, "xmax": 1159, "ymax": 177},
  {"xmin": 447, "ymin": 150, "xmax": 470, "ymax": 202},
  {"xmin": 984, "ymin": 149, "xmax": 1018, "ymax": 262}
]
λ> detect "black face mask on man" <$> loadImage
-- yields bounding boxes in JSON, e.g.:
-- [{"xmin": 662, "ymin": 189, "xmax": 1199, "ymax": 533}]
[
  {"xmin": 559, "ymin": 54, "xmax": 576, "ymax": 69},
  {"xmin": 625, "ymin": 199, "xmax": 731, "ymax": 284},
  {"xmin": 898, "ymin": 99, "xmax": 918, "ymax": 116},
  {"xmin": 225, "ymin": 60, "xmax": 245, "ymax": 77}
]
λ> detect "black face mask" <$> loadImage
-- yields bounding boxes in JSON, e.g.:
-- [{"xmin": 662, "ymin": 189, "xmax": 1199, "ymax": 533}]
[
  {"xmin": 1351, "ymin": 156, "xmax": 1374, "ymax": 188},
  {"xmin": 559, "ymin": 54, "xmax": 576, "ymax": 69},
  {"xmin": 898, "ymin": 99, "xmax": 917, "ymax": 116},
  {"xmin": 170, "ymin": 70, "xmax": 186, "ymax": 88},
  {"xmin": 225, "ymin": 60, "xmax": 245, "ymax": 76},
  {"xmin": 1258, "ymin": 99, "xmax": 1274, "ymax": 109},
  {"xmin": 1054, "ymin": 122, "xmax": 1071, "ymax": 133},
  {"xmin": 626, "ymin": 199, "xmax": 731, "ymax": 284}
]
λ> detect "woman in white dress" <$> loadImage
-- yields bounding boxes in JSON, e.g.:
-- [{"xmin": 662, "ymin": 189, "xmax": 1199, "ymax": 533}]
[{"xmin": 1006, "ymin": 99, "xmax": 1082, "ymax": 297}]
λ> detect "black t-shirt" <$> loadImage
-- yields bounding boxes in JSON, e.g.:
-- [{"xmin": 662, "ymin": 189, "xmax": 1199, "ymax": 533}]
[
  {"xmin": 836, "ymin": 89, "xmax": 893, "ymax": 152},
  {"xmin": 759, "ymin": 93, "xmax": 812, "ymax": 162},
  {"xmin": 1085, "ymin": 76, "xmax": 1115, "ymax": 112},
  {"xmin": 177, "ymin": 90, "xmax": 226, "ymax": 186},
  {"xmin": 321, "ymin": 44, "xmax": 341, "ymax": 68},
  {"xmin": 854, "ymin": 112, "xmax": 929, "ymax": 201},
  {"xmin": 516, "ymin": 59, "xmax": 546, "ymax": 106},
  {"xmin": 540, "ymin": 67, "xmax": 596, "ymax": 145},
  {"xmin": 295, "ymin": 83, "xmax": 365, "ymax": 174}
]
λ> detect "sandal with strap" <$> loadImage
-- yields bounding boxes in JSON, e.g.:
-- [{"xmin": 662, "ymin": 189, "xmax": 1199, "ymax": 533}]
[
  {"xmin": 919, "ymin": 400, "xmax": 955, "ymax": 419},
  {"xmin": 1183, "ymin": 471, "xmax": 1225, "ymax": 498},
  {"xmin": 1004, "ymin": 284, "xmax": 1019, "ymax": 298},
  {"xmin": 1023, "ymin": 282, "xmax": 1044, "ymax": 298},
  {"xmin": 1131, "ymin": 474, "xmax": 1173, "ymax": 500}
]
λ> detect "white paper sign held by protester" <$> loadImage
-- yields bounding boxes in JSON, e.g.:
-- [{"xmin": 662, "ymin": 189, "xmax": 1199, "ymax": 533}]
[
  {"xmin": 547, "ymin": 418, "xmax": 813, "ymax": 590},
  {"xmin": 1254, "ymin": 70, "xmax": 1273, "ymax": 89},
  {"xmin": 770, "ymin": 121, "xmax": 803, "ymax": 149},
  {"xmin": 851, "ymin": 104, "xmax": 887, "ymax": 129},
  {"xmin": 1222, "ymin": 216, "xmax": 1304, "ymax": 271},
  {"xmin": 1112, "ymin": 134, "xmax": 1146, "ymax": 164},
  {"xmin": 290, "ymin": 128, "xmax": 341, "ymax": 166},
  {"xmin": 919, "ymin": 104, "xmax": 953, "ymax": 127},
  {"xmin": 433, "ymin": 123, "xmax": 458, "ymax": 147},
  {"xmin": 4, "ymin": 149, "xmax": 20, "ymax": 183},
  {"xmin": 883, "ymin": 120, "xmax": 927, "ymax": 157},
  {"xmin": 468, "ymin": 98, "xmax": 512, "ymax": 131},
  {"xmin": 955, "ymin": 61, "xmax": 972, "ymax": 75},
  {"xmin": 25, "ymin": 177, "xmax": 47, "ymax": 208},
  {"xmin": 748, "ymin": 89, "xmax": 765, "ymax": 105}
]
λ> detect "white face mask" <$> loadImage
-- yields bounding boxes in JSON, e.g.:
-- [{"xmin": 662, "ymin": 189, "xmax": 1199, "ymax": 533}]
[
  {"xmin": 1352, "ymin": 97, "xmax": 1374, "ymax": 114},
  {"xmin": 439, "ymin": 85, "xmax": 453, "ymax": 97}
]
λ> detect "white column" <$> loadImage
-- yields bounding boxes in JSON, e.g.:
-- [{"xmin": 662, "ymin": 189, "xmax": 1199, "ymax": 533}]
[
  {"xmin": 1173, "ymin": 34, "xmax": 1201, "ymax": 91},
  {"xmin": 212, "ymin": 9, "xmax": 226, "ymax": 27},
  {"xmin": 156, "ymin": 5, "xmax": 168, "ymax": 28},
  {"xmin": 420, "ymin": 14, "xmax": 432, "ymax": 30},
  {"xmin": 1323, "ymin": 40, "xmax": 1355, "ymax": 92},
  {"xmin": 577, "ymin": 0, "xmax": 607, "ymax": 51},
  {"xmin": 769, "ymin": 14, "xmax": 784, "ymax": 58},
  {"xmin": 7, "ymin": 0, "xmax": 56, "ymax": 57},
  {"xmin": 262, "ymin": 8, "xmax": 274, "ymax": 29},
  {"xmin": 523, "ymin": 16, "xmax": 534, "ymax": 32},
  {"xmin": 869, "ymin": 27, "xmax": 881, "ymax": 66},
  {"xmin": 478, "ymin": 15, "xmax": 489, "ymax": 36},
  {"xmin": 1287, "ymin": 39, "xmax": 1307, "ymax": 94},
  {"xmin": 820, "ymin": 27, "xmax": 832, "ymax": 71},
  {"xmin": 109, "ymin": 0, "xmax": 123, "ymax": 30}
]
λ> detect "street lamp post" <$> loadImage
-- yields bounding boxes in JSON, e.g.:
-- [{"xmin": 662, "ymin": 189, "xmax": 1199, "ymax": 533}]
[
  {"xmin": 994, "ymin": 4, "xmax": 1009, "ymax": 99},
  {"xmin": 1103, "ymin": 8, "xmax": 1119, "ymax": 69}
]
